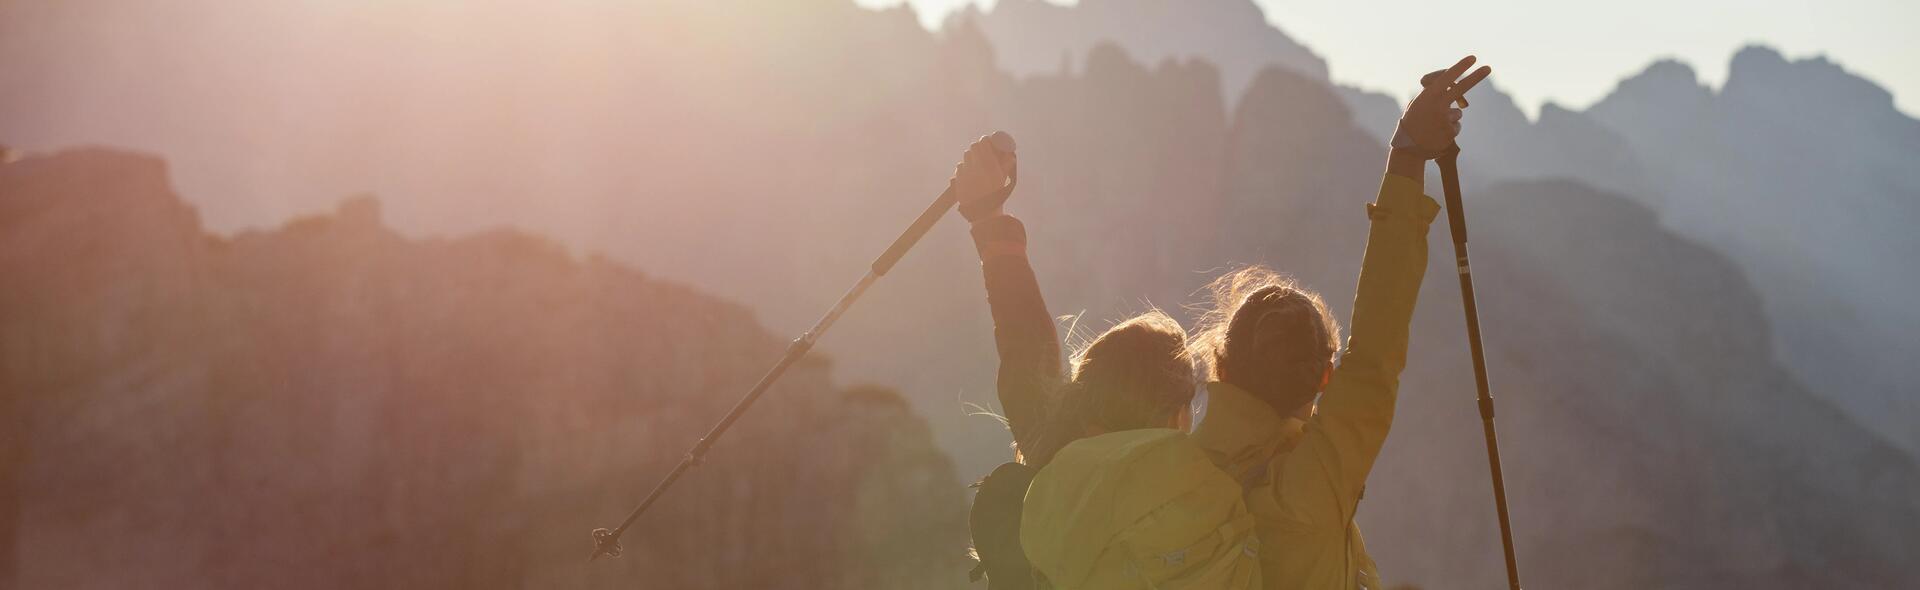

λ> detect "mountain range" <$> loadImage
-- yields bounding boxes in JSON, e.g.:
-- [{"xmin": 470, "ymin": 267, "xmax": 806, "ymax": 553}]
[
  {"xmin": 3, "ymin": 0, "xmax": 1917, "ymax": 587},
  {"xmin": 0, "ymin": 148, "xmax": 970, "ymax": 588}
]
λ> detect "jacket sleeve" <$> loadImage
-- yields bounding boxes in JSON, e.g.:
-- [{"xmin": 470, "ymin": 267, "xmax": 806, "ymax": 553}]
[
  {"xmin": 970, "ymin": 214, "xmax": 1064, "ymax": 462},
  {"xmin": 1272, "ymin": 173, "xmax": 1439, "ymax": 528}
]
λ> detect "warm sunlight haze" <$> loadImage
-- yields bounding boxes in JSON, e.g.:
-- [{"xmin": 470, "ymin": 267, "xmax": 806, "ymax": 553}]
[{"xmin": 4, "ymin": 1, "xmax": 1916, "ymax": 588}]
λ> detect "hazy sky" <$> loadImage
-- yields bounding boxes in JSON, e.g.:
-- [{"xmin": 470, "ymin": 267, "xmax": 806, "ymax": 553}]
[{"xmin": 859, "ymin": 0, "xmax": 1919, "ymax": 118}]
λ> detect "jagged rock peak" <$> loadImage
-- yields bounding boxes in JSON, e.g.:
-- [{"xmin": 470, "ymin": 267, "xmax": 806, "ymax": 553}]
[
  {"xmin": 1586, "ymin": 57, "xmax": 1716, "ymax": 124},
  {"xmin": 952, "ymin": 0, "xmax": 1328, "ymax": 97},
  {"xmin": 1619, "ymin": 58, "xmax": 1711, "ymax": 98},
  {"xmin": 1729, "ymin": 44, "xmax": 1790, "ymax": 73},
  {"xmin": 1724, "ymin": 44, "xmax": 1898, "ymax": 113},
  {"xmin": 0, "ymin": 148, "xmax": 197, "ymax": 231}
]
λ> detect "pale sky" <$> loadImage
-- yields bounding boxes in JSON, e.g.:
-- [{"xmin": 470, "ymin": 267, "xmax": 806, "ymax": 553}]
[{"xmin": 859, "ymin": 0, "xmax": 1920, "ymax": 118}]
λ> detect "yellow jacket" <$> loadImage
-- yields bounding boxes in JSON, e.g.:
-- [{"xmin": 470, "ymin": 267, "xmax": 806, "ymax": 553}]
[
  {"xmin": 1192, "ymin": 173, "xmax": 1439, "ymax": 590},
  {"xmin": 1021, "ymin": 429, "xmax": 1263, "ymax": 589}
]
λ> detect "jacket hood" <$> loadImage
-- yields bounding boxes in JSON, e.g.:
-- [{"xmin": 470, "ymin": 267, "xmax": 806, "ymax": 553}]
[{"xmin": 1191, "ymin": 382, "xmax": 1307, "ymax": 479}]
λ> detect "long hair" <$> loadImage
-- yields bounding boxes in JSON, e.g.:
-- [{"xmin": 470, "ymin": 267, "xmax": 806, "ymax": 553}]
[
  {"xmin": 1189, "ymin": 265, "xmax": 1341, "ymax": 412},
  {"xmin": 1023, "ymin": 309, "xmax": 1195, "ymax": 466}
]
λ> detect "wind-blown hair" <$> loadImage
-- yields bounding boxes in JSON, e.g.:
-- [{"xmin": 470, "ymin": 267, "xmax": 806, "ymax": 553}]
[
  {"xmin": 1189, "ymin": 266, "xmax": 1341, "ymax": 411},
  {"xmin": 1024, "ymin": 309, "xmax": 1195, "ymax": 466}
]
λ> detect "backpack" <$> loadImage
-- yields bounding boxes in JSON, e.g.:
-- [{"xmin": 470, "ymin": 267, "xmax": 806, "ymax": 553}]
[{"xmin": 968, "ymin": 462, "xmax": 1042, "ymax": 589}]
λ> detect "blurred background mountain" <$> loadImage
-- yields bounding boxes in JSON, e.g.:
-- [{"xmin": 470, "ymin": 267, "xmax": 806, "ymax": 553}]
[
  {"xmin": 2, "ymin": 0, "xmax": 1916, "ymax": 588},
  {"xmin": 0, "ymin": 149, "xmax": 969, "ymax": 589}
]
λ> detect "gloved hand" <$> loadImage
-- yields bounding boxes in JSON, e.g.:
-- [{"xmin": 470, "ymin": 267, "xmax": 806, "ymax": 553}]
[
  {"xmin": 950, "ymin": 133, "xmax": 1018, "ymax": 223},
  {"xmin": 1390, "ymin": 56, "xmax": 1491, "ymax": 159}
]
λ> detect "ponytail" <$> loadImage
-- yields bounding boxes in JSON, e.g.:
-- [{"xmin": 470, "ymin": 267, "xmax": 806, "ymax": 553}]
[{"xmin": 1191, "ymin": 266, "xmax": 1340, "ymax": 413}]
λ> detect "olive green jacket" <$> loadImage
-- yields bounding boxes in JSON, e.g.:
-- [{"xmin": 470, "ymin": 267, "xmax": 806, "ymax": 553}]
[
  {"xmin": 1021, "ymin": 428, "xmax": 1263, "ymax": 589},
  {"xmin": 1192, "ymin": 173, "xmax": 1440, "ymax": 590}
]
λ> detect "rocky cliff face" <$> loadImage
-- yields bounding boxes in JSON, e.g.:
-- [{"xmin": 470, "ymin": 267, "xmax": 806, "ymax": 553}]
[
  {"xmin": 0, "ymin": 149, "xmax": 968, "ymax": 589},
  {"xmin": 1581, "ymin": 47, "xmax": 1920, "ymax": 457}
]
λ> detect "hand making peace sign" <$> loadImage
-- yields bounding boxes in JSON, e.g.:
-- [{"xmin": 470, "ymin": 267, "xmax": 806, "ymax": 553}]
[{"xmin": 1392, "ymin": 55, "xmax": 1493, "ymax": 159}]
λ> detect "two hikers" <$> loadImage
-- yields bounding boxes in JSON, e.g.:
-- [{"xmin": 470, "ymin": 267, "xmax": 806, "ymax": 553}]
[
  {"xmin": 951, "ymin": 126, "xmax": 1259, "ymax": 588},
  {"xmin": 956, "ymin": 56, "xmax": 1491, "ymax": 589}
]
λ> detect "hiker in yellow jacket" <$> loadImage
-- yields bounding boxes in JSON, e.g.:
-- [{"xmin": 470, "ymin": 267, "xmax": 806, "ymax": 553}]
[
  {"xmin": 949, "ymin": 136, "xmax": 1262, "ymax": 589},
  {"xmin": 1188, "ymin": 56, "xmax": 1491, "ymax": 590}
]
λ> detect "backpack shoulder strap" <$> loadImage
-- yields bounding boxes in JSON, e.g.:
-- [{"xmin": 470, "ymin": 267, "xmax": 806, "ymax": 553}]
[{"xmin": 969, "ymin": 462, "xmax": 1040, "ymax": 589}]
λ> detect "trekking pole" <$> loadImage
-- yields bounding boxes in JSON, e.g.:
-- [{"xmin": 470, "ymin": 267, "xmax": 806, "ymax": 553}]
[
  {"xmin": 1435, "ymin": 143, "xmax": 1523, "ymax": 590},
  {"xmin": 588, "ymin": 132, "xmax": 1018, "ymax": 562}
]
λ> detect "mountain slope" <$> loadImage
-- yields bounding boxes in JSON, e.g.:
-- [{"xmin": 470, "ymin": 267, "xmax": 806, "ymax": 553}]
[
  {"xmin": 1360, "ymin": 178, "xmax": 1920, "ymax": 589},
  {"xmin": 1572, "ymin": 47, "xmax": 1920, "ymax": 456},
  {"xmin": 0, "ymin": 148, "xmax": 969, "ymax": 589}
]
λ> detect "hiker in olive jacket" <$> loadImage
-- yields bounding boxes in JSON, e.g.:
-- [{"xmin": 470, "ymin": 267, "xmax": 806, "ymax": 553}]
[
  {"xmin": 949, "ymin": 136, "xmax": 1262, "ymax": 589},
  {"xmin": 1188, "ymin": 56, "xmax": 1491, "ymax": 590}
]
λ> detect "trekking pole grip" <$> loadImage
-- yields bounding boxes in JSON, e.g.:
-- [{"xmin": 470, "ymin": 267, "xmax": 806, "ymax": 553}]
[
  {"xmin": 871, "ymin": 132, "xmax": 1017, "ymax": 276},
  {"xmin": 1437, "ymin": 143, "xmax": 1467, "ymax": 245}
]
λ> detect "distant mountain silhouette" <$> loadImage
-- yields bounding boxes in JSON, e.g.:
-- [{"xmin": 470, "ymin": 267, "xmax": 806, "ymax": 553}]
[
  {"xmin": 3, "ymin": 1, "xmax": 1918, "ymax": 587},
  {"xmin": 1576, "ymin": 47, "xmax": 1920, "ymax": 457},
  {"xmin": 951, "ymin": 0, "xmax": 1327, "ymax": 100},
  {"xmin": 0, "ymin": 148, "xmax": 969, "ymax": 588}
]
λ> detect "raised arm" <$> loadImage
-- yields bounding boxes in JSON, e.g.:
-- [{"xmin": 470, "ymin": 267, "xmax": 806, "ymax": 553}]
[
  {"xmin": 971, "ymin": 215, "xmax": 1062, "ymax": 461},
  {"xmin": 1280, "ymin": 57, "xmax": 1489, "ymax": 525},
  {"xmin": 950, "ymin": 135, "xmax": 1062, "ymax": 461}
]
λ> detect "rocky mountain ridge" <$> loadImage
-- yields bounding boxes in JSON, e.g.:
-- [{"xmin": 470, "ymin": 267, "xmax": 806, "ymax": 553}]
[{"xmin": 0, "ymin": 148, "xmax": 969, "ymax": 589}]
